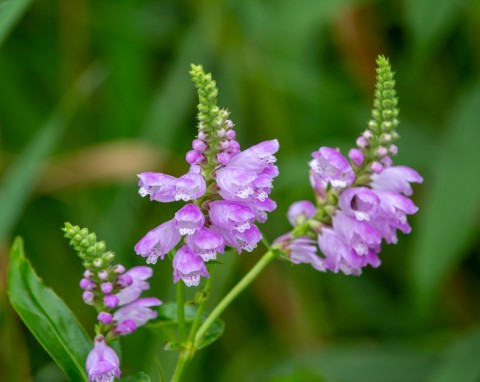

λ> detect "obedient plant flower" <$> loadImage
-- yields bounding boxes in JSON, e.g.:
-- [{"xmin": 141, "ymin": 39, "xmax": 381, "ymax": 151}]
[
  {"xmin": 86, "ymin": 335, "xmax": 121, "ymax": 382},
  {"xmin": 134, "ymin": 64, "xmax": 279, "ymax": 286},
  {"xmin": 275, "ymin": 55, "xmax": 423, "ymax": 276},
  {"xmin": 63, "ymin": 223, "xmax": 162, "ymax": 380}
]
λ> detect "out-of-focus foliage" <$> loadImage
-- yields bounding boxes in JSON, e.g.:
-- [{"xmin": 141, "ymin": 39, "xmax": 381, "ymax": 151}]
[{"xmin": 0, "ymin": 0, "xmax": 479, "ymax": 381}]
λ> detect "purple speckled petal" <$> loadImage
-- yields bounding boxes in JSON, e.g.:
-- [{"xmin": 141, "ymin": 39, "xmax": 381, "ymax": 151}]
[
  {"xmin": 173, "ymin": 246, "xmax": 209, "ymax": 287},
  {"xmin": 209, "ymin": 201, "xmax": 255, "ymax": 233},
  {"xmin": 174, "ymin": 204, "xmax": 205, "ymax": 235},
  {"xmin": 116, "ymin": 266, "xmax": 153, "ymax": 306},
  {"xmin": 339, "ymin": 187, "xmax": 380, "ymax": 221},
  {"xmin": 186, "ymin": 227, "xmax": 225, "ymax": 262},
  {"xmin": 228, "ymin": 139, "xmax": 279, "ymax": 172},
  {"xmin": 174, "ymin": 172, "xmax": 206, "ymax": 201},
  {"xmin": 113, "ymin": 297, "xmax": 162, "ymax": 335},
  {"xmin": 86, "ymin": 335, "xmax": 121, "ymax": 382},
  {"xmin": 309, "ymin": 147, "xmax": 355, "ymax": 188},
  {"xmin": 371, "ymin": 166, "xmax": 423, "ymax": 196},
  {"xmin": 287, "ymin": 200, "xmax": 317, "ymax": 226},
  {"xmin": 137, "ymin": 172, "xmax": 176, "ymax": 202},
  {"xmin": 134, "ymin": 220, "xmax": 181, "ymax": 264}
]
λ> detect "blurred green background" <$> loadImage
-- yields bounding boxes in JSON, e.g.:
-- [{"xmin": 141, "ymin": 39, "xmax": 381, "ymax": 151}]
[{"xmin": 1, "ymin": 0, "xmax": 480, "ymax": 381}]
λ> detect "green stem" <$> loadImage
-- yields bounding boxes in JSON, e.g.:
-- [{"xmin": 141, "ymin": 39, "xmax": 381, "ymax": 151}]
[
  {"xmin": 188, "ymin": 263, "xmax": 215, "ymax": 343},
  {"xmin": 193, "ymin": 250, "xmax": 277, "ymax": 347},
  {"xmin": 176, "ymin": 281, "xmax": 187, "ymax": 344},
  {"xmin": 170, "ymin": 349, "xmax": 192, "ymax": 382}
]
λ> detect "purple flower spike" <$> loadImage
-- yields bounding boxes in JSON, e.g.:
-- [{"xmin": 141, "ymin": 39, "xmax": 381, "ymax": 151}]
[
  {"xmin": 137, "ymin": 172, "xmax": 177, "ymax": 202},
  {"xmin": 86, "ymin": 335, "xmax": 121, "ymax": 382},
  {"xmin": 174, "ymin": 172, "xmax": 206, "ymax": 201},
  {"xmin": 116, "ymin": 266, "xmax": 153, "ymax": 306},
  {"xmin": 209, "ymin": 201, "xmax": 255, "ymax": 234},
  {"xmin": 371, "ymin": 166, "xmax": 423, "ymax": 196},
  {"xmin": 186, "ymin": 227, "xmax": 225, "ymax": 262},
  {"xmin": 173, "ymin": 246, "xmax": 209, "ymax": 287},
  {"xmin": 175, "ymin": 204, "xmax": 205, "ymax": 235},
  {"xmin": 339, "ymin": 187, "xmax": 380, "ymax": 222},
  {"xmin": 287, "ymin": 200, "xmax": 317, "ymax": 226},
  {"xmin": 113, "ymin": 297, "xmax": 162, "ymax": 335},
  {"xmin": 134, "ymin": 219, "xmax": 182, "ymax": 264},
  {"xmin": 309, "ymin": 147, "xmax": 355, "ymax": 188}
]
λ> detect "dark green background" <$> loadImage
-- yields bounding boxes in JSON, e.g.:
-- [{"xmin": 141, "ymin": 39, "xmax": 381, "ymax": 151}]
[{"xmin": 1, "ymin": 0, "xmax": 479, "ymax": 381}]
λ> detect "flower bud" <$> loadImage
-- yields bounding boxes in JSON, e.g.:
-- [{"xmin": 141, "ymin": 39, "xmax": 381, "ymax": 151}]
[
  {"xmin": 371, "ymin": 161, "xmax": 384, "ymax": 174},
  {"xmin": 348, "ymin": 148, "xmax": 364, "ymax": 166},
  {"xmin": 93, "ymin": 258, "xmax": 103, "ymax": 268},
  {"xmin": 97, "ymin": 312, "xmax": 113, "ymax": 324},
  {"xmin": 98, "ymin": 270, "xmax": 108, "ymax": 280},
  {"xmin": 80, "ymin": 278, "xmax": 96, "ymax": 291},
  {"xmin": 103, "ymin": 294, "xmax": 119, "ymax": 309},
  {"xmin": 82, "ymin": 291, "xmax": 95, "ymax": 305},
  {"xmin": 101, "ymin": 282, "xmax": 113, "ymax": 294}
]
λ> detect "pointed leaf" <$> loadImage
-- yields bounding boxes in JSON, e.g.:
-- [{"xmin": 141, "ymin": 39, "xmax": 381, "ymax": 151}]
[{"xmin": 7, "ymin": 237, "xmax": 91, "ymax": 381}]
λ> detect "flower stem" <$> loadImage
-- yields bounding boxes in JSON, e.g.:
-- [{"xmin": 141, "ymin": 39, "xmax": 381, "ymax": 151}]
[
  {"xmin": 188, "ymin": 263, "xmax": 215, "ymax": 343},
  {"xmin": 193, "ymin": 250, "xmax": 277, "ymax": 347},
  {"xmin": 176, "ymin": 281, "xmax": 187, "ymax": 344},
  {"xmin": 170, "ymin": 348, "xmax": 192, "ymax": 382}
]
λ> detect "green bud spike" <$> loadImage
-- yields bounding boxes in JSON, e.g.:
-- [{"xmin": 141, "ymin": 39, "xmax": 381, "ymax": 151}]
[
  {"xmin": 370, "ymin": 55, "xmax": 399, "ymax": 135},
  {"xmin": 62, "ymin": 222, "xmax": 113, "ymax": 265},
  {"xmin": 190, "ymin": 64, "xmax": 228, "ymax": 138}
]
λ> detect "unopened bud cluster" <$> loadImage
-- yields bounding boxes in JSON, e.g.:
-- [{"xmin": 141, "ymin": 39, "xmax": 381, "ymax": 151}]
[
  {"xmin": 187, "ymin": 65, "xmax": 241, "ymax": 176},
  {"xmin": 350, "ymin": 55, "xmax": 401, "ymax": 178}
]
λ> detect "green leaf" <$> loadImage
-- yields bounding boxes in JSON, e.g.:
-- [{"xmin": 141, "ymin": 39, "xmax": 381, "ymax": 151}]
[
  {"xmin": 120, "ymin": 372, "xmax": 152, "ymax": 382},
  {"xmin": 0, "ymin": 0, "xmax": 33, "ymax": 46},
  {"xmin": 147, "ymin": 302, "xmax": 224, "ymax": 350},
  {"xmin": 411, "ymin": 83, "xmax": 480, "ymax": 309},
  {"xmin": 428, "ymin": 327, "xmax": 480, "ymax": 382},
  {"xmin": 7, "ymin": 237, "xmax": 91, "ymax": 382}
]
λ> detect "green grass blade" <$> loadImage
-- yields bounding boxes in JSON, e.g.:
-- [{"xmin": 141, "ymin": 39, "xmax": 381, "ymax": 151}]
[
  {"xmin": 410, "ymin": 83, "xmax": 480, "ymax": 310},
  {"xmin": 0, "ymin": 0, "xmax": 33, "ymax": 46},
  {"xmin": 0, "ymin": 62, "xmax": 107, "ymax": 241}
]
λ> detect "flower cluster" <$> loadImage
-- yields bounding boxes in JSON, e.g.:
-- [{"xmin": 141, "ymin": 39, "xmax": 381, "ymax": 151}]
[
  {"xmin": 135, "ymin": 65, "xmax": 279, "ymax": 287},
  {"xmin": 275, "ymin": 56, "xmax": 423, "ymax": 275},
  {"xmin": 63, "ymin": 223, "xmax": 161, "ymax": 382}
]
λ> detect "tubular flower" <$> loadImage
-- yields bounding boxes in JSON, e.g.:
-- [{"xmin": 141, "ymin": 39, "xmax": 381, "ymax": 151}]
[
  {"xmin": 134, "ymin": 65, "xmax": 279, "ymax": 286},
  {"xmin": 86, "ymin": 335, "xmax": 121, "ymax": 382},
  {"xmin": 274, "ymin": 55, "xmax": 423, "ymax": 276}
]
